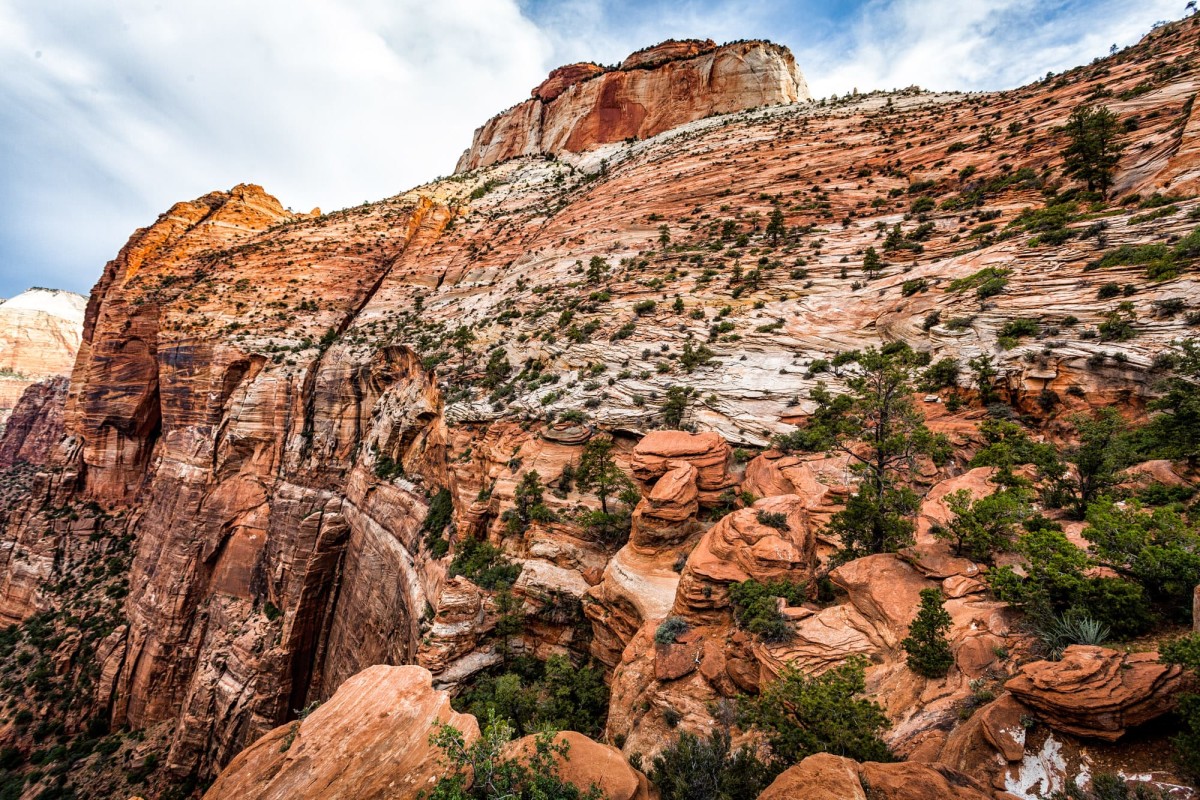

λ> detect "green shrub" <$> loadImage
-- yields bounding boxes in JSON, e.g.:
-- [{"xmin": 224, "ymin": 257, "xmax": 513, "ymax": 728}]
[
  {"xmin": 902, "ymin": 589, "xmax": 954, "ymax": 678},
  {"xmin": 947, "ymin": 267, "xmax": 1010, "ymax": 299},
  {"xmin": 651, "ymin": 729, "xmax": 772, "ymax": 800},
  {"xmin": 455, "ymin": 655, "xmax": 609, "ymax": 738},
  {"xmin": 450, "ymin": 537, "xmax": 522, "ymax": 590},
  {"xmin": 744, "ymin": 658, "xmax": 892, "ymax": 766},
  {"xmin": 728, "ymin": 579, "xmax": 807, "ymax": 642},
  {"xmin": 655, "ymin": 616, "xmax": 690, "ymax": 644},
  {"xmin": 755, "ymin": 511, "xmax": 789, "ymax": 530}
]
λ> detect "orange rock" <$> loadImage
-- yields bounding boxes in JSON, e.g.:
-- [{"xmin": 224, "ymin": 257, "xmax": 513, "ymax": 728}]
[
  {"xmin": 1005, "ymin": 645, "xmax": 1189, "ymax": 741},
  {"xmin": 203, "ymin": 665, "xmax": 479, "ymax": 800},
  {"xmin": 504, "ymin": 731, "xmax": 653, "ymax": 800},
  {"xmin": 758, "ymin": 753, "xmax": 1003, "ymax": 800},
  {"xmin": 458, "ymin": 40, "xmax": 809, "ymax": 171},
  {"xmin": 675, "ymin": 494, "xmax": 814, "ymax": 617}
]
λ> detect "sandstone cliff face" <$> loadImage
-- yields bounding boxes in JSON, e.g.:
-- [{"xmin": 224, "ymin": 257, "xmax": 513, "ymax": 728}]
[
  {"xmin": 0, "ymin": 288, "xmax": 85, "ymax": 433},
  {"xmin": 456, "ymin": 39, "xmax": 810, "ymax": 171},
  {"xmin": 2, "ymin": 15, "xmax": 1200, "ymax": 800}
]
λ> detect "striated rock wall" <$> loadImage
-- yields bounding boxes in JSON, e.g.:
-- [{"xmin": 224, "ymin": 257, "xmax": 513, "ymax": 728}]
[{"xmin": 456, "ymin": 39, "xmax": 810, "ymax": 171}]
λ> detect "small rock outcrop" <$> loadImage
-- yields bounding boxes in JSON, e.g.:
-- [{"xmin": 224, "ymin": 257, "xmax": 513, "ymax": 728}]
[
  {"xmin": 1005, "ymin": 645, "xmax": 1188, "ymax": 740},
  {"xmin": 758, "ymin": 752, "xmax": 1008, "ymax": 800},
  {"xmin": 456, "ymin": 40, "xmax": 810, "ymax": 171},
  {"xmin": 203, "ymin": 665, "xmax": 478, "ymax": 800}
]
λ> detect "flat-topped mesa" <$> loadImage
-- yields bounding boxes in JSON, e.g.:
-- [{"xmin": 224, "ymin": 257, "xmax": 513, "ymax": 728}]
[{"xmin": 455, "ymin": 38, "xmax": 810, "ymax": 172}]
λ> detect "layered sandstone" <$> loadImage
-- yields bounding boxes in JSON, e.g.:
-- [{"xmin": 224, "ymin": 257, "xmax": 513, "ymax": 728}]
[
  {"xmin": 456, "ymin": 39, "xmax": 810, "ymax": 171},
  {"xmin": 759, "ymin": 753, "xmax": 1009, "ymax": 800}
]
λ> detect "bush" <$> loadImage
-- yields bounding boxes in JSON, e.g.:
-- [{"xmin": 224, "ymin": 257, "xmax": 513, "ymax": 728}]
[
  {"xmin": 901, "ymin": 589, "xmax": 954, "ymax": 678},
  {"xmin": 744, "ymin": 658, "xmax": 892, "ymax": 766},
  {"xmin": 651, "ymin": 730, "xmax": 772, "ymax": 800},
  {"xmin": 450, "ymin": 537, "xmax": 522, "ymax": 590},
  {"xmin": 1033, "ymin": 612, "xmax": 1110, "ymax": 660},
  {"xmin": 919, "ymin": 358, "xmax": 959, "ymax": 391},
  {"xmin": 755, "ymin": 511, "xmax": 789, "ymax": 530},
  {"xmin": 455, "ymin": 655, "xmax": 609, "ymax": 738},
  {"xmin": 426, "ymin": 713, "xmax": 602, "ymax": 800},
  {"xmin": 728, "ymin": 579, "xmax": 807, "ymax": 642},
  {"xmin": 947, "ymin": 267, "xmax": 1010, "ymax": 300},
  {"xmin": 655, "ymin": 616, "xmax": 690, "ymax": 644}
]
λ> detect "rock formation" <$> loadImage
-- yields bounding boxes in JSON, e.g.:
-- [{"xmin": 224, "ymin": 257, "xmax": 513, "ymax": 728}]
[
  {"xmin": 456, "ymin": 39, "xmax": 810, "ymax": 171},
  {"xmin": 203, "ymin": 665, "xmax": 478, "ymax": 800},
  {"xmin": 1005, "ymin": 646, "xmax": 1188, "ymax": 741},
  {"xmin": 759, "ymin": 753, "xmax": 1009, "ymax": 800}
]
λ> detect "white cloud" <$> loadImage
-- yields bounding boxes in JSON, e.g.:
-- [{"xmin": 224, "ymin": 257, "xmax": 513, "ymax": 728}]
[
  {"xmin": 0, "ymin": 0, "xmax": 552, "ymax": 295},
  {"xmin": 795, "ymin": 0, "xmax": 1187, "ymax": 96}
]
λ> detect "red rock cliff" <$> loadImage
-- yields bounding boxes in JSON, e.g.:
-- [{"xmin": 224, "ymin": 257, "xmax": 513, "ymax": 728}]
[{"xmin": 455, "ymin": 39, "xmax": 810, "ymax": 171}]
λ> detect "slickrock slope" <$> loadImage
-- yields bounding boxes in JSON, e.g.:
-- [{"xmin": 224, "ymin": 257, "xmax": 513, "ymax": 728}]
[
  {"xmin": 456, "ymin": 38, "xmax": 810, "ymax": 171},
  {"xmin": 0, "ymin": 287, "xmax": 85, "ymax": 432},
  {"xmin": 4, "ymin": 17, "xmax": 1200, "ymax": 800}
]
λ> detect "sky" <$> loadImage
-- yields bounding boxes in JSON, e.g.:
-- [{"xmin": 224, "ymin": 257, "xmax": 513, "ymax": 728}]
[{"xmin": 0, "ymin": 0, "xmax": 1189, "ymax": 299}]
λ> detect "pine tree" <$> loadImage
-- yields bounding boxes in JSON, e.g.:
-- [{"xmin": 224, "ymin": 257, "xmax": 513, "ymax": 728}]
[
  {"xmin": 901, "ymin": 588, "xmax": 954, "ymax": 678},
  {"xmin": 766, "ymin": 205, "xmax": 786, "ymax": 244},
  {"xmin": 576, "ymin": 438, "xmax": 633, "ymax": 514},
  {"xmin": 862, "ymin": 247, "xmax": 882, "ymax": 279},
  {"xmin": 1062, "ymin": 104, "xmax": 1125, "ymax": 195}
]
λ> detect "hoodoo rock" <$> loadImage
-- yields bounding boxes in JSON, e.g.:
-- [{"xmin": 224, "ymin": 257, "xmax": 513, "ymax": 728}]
[
  {"xmin": 631, "ymin": 429, "xmax": 735, "ymax": 504},
  {"xmin": 1005, "ymin": 645, "xmax": 1189, "ymax": 740},
  {"xmin": 456, "ymin": 39, "xmax": 810, "ymax": 171},
  {"xmin": 203, "ymin": 665, "xmax": 478, "ymax": 800}
]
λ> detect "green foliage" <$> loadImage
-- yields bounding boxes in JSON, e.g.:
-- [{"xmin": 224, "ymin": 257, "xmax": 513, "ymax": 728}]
[
  {"xmin": 1146, "ymin": 338, "xmax": 1200, "ymax": 465},
  {"xmin": 918, "ymin": 357, "xmax": 959, "ymax": 391},
  {"xmin": 862, "ymin": 247, "xmax": 883, "ymax": 278},
  {"xmin": 455, "ymin": 655, "xmax": 609, "ymax": 739},
  {"xmin": 755, "ymin": 511, "xmax": 789, "ymax": 530},
  {"xmin": 947, "ymin": 267, "xmax": 1010, "ymax": 300},
  {"xmin": 576, "ymin": 438, "xmax": 635, "ymax": 516},
  {"xmin": 901, "ymin": 589, "xmax": 954, "ymax": 678},
  {"xmin": 1062, "ymin": 103, "xmax": 1125, "ymax": 194},
  {"xmin": 1057, "ymin": 409, "xmax": 1137, "ymax": 519},
  {"xmin": 728, "ymin": 579, "xmax": 808, "ymax": 642},
  {"xmin": 450, "ymin": 536, "xmax": 522, "ymax": 590},
  {"xmin": 679, "ymin": 340, "xmax": 715, "ymax": 373},
  {"xmin": 744, "ymin": 658, "xmax": 892, "ymax": 766},
  {"xmin": 968, "ymin": 354, "xmax": 1000, "ymax": 405},
  {"xmin": 650, "ymin": 729, "xmax": 773, "ymax": 800},
  {"xmin": 661, "ymin": 385, "xmax": 695, "ymax": 428},
  {"xmin": 1156, "ymin": 634, "xmax": 1200, "ymax": 781},
  {"xmin": 1033, "ymin": 611, "xmax": 1111, "ymax": 659},
  {"xmin": 800, "ymin": 348, "xmax": 949, "ymax": 559},
  {"xmin": 934, "ymin": 486, "xmax": 1029, "ymax": 563},
  {"xmin": 1083, "ymin": 499, "xmax": 1200, "ymax": 616},
  {"xmin": 425, "ymin": 712, "xmax": 602, "ymax": 800},
  {"xmin": 766, "ymin": 205, "xmax": 787, "ymax": 244},
  {"xmin": 988, "ymin": 526, "xmax": 1150, "ymax": 640},
  {"xmin": 1084, "ymin": 229, "xmax": 1200, "ymax": 281},
  {"xmin": 655, "ymin": 616, "xmax": 690, "ymax": 644},
  {"xmin": 501, "ymin": 471, "xmax": 555, "ymax": 536},
  {"xmin": 771, "ymin": 383, "xmax": 853, "ymax": 453},
  {"xmin": 424, "ymin": 488, "xmax": 454, "ymax": 556}
]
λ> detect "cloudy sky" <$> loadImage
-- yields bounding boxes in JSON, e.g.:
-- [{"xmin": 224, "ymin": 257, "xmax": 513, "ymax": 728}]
[{"xmin": 0, "ymin": 0, "xmax": 1188, "ymax": 298}]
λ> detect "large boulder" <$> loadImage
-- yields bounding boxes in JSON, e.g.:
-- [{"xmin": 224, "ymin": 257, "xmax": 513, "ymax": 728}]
[
  {"xmin": 1005, "ymin": 645, "xmax": 1189, "ymax": 741},
  {"xmin": 629, "ymin": 460, "xmax": 702, "ymax": 548},
  {"xmin": 503, "ymin": 731, "xmax": 653, "ymax": 800},
  {"xmin": 203, "ymin": 665, "xmax": 479, "ymax": 800},
  {"xmin": 758, "ymin": 753, "xmax": 1008, "ymax": 800}
]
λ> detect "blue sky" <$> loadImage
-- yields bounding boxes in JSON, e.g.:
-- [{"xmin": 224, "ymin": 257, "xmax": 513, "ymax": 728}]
[{"xmin": 0, "ymin": 0, "xmax": 1188, "ymax": 298}]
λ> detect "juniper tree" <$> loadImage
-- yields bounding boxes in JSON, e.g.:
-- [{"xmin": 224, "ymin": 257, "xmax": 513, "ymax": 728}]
[
  {"xmin": 901, "ymin": 588, "xmax": 954, "ymax": 678},
  {"xmin": 1062, "ymin": 104, "xmax": 1125, "ymax": 195}
]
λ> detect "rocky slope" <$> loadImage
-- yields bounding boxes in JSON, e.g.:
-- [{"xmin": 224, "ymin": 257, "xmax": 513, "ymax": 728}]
[
  {"xmin": 0, "ymin": 287, "xmax": 85, "ymax": 433},
  {"xmin": 2, "ymin": 18, "xmax": 1200, "ymax": 800}
]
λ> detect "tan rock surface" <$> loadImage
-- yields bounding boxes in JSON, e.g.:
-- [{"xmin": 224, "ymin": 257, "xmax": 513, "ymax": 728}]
[
  {"xmin": 759, "ymin": 753, "xmax": 1005, "ymax": 800},
  {"xmin": 503, "ymin": 731, "xmax": 653, "ymax": 800}
]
